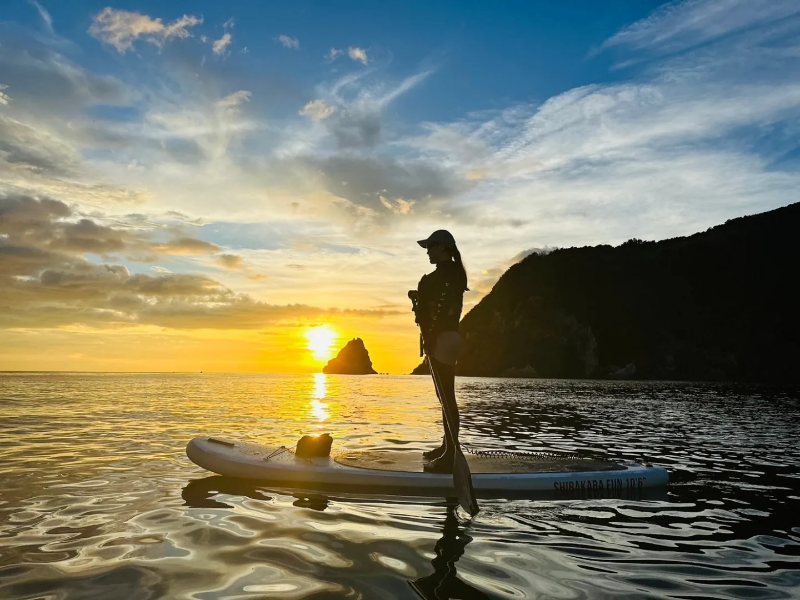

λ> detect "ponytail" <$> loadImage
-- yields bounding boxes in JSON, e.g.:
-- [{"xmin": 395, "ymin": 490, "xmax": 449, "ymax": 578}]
[{"xmin": 451, "ymin": 246, "xmax": 469, "ymax": 291}]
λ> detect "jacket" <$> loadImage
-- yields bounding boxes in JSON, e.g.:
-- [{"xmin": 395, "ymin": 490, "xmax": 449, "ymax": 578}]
[{"xmin": 414, "ymin": 261, "xmax": 464, "ymax": 340}]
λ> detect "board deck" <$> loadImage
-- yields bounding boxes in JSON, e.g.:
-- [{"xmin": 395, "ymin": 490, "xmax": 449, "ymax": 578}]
[
  {"xmin": 186, "ymin": 437, "xmax": 669, "ymax": 495},
  {"xmin": 335, "ymin": 450, "xmax": 623, "ymax": 473}
]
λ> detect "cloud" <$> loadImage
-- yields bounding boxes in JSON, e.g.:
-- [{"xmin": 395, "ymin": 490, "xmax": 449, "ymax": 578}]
[
  {"xmin": 379, "ymin": 196, "xmax": 415, "ymax": 215},
  {"xmin": 0, "ymin": 30, "xmax": 264, "ymax": 210},
  {"xmin": 55, "ymin": 218, "xmax": 142, "ymax": 255},
  {"xmin": 424, "ymin": 74, "xmax": 800, "ymax": 185},
  {"xmin": 0, "ymin": 194, "xmax": 139, "ymax": 264},
  {"xmin": 212, "ymin": 32, "xmax": 232, "ymax": 55},
  {"xmin": 215, "ymin": 90, "xmax": 251, "ymax": 112},
  {"xmin": 604, "ymin": 0, "xmax": 799, "ymax": 53},
  {"xmin": 404, "ymin": 33, "xmax": 800, "ymax": 195},
  {"xmin": 405, "ymin": 76, "xmax": 800, "ymax": 234},
  {"xmin": 0, "ymin": 32, "xmax": 135, "ymax": 113},
  {"xmin": 0, "ymin": 29, "xmax": 255, "ymax": 207},
  {"xmin": 28, "ymin": 0, "xmax": 54, "ymax": 34},
  {"xmin": 0, "ymin": 117, "xmax": 80, "ymax": 176},
  {"xmin": 215, "ymin": 253, "xmax": 243, "ymax": 269},
  {"xmin": 0, "ymin": 193, "xmax": 71, "ymax": 231},
  {"xmin": 0, "ymin": 193, "xmax": 219, "ymax": 263},
  {"xmin": 128, "ymin": 89, "xmax": 255, "ymax": 167},
  {"xmin": 89, "ymin": 7, "xmax": 203, "ymax": 53},
  {"xmin": 244, "ymin": 67, "xmax": 448, "ymax": 225},
  {"xmin": 348, "ymin": 47, "xmax": 369, "ymax": 65},
  {"xmin": 0, "ymin": 84, "xmax": 9, "ymax": 105},
  {"xmin": 326, "ymin": 48, "xmax": 343, "ymax": 62},
  {"xmin": 0, "ymin": 192, "xmax": 399, "ymax": 330},
  {"xmin": 299, "ymin": 99, "xmax": 336, "ymax": 121},
  {"xmin": 381, "ymin": 1, "xmax": 800, "ymax": 277},
  {"xmin": 297, "ymin": 69, "xmax": 432, "ymax": 149},
  {"xmin": 5, "ymin": 0, "xmax": 799, "ymax": 329},
  {"xmin": 328, "ymin": 108, "xmax": 381, "ymax": 148},
  {"xmin": 303, "ymin": 155, "xmax": 466, "ymax": 214},
  {"xmin": 277, "ymin": 34, "xmax": 299, "ymax": 49},
  {"xmin": 153, "ymin": 237, "xmax": 221, "ymax": 256},
  {"xmin": 326, "ymin": 47, "xmax": 369, "ymax": 65}
]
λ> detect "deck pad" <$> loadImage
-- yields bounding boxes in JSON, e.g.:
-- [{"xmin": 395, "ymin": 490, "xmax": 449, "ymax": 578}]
[{"xmin": 334, "ymin": 450, "xmax": 623, "ymax": 473}]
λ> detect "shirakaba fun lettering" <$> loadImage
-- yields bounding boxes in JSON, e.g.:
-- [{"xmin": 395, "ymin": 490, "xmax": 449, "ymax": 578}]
[{"xmin": 553, "ymin": 476, "xmax": 647, "ymax": 492}]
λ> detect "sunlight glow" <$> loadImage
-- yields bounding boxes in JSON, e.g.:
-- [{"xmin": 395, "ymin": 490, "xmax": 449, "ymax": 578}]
[{"xmin": 305, "ymin": 325, "xmax": 338, "ymax": 362}]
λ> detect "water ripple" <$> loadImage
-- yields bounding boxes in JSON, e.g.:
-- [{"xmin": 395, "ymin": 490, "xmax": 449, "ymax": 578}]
[{"xmin": 1, "ymin": 373, "xmax": 798, "ymax": 598}]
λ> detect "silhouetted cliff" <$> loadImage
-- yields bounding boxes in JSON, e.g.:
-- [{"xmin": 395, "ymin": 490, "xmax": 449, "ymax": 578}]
[
  {"xmin": 323, "ymin": 338, "xmax": 377, "ymax": 374},
  {"xmin": 450, "ymin": 203, "xmax": 800, "ymax": 382}
]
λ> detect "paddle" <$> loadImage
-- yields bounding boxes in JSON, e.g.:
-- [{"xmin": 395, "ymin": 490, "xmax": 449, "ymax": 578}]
[{"xmin": 422, "ymin": 336, "xmax": 480, "ymax": 517}]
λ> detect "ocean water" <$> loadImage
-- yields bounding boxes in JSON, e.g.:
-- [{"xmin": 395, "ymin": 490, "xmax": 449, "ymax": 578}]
[{"xmin": 1, "ymin": 373, "xmax": 799, "ymax": 599}]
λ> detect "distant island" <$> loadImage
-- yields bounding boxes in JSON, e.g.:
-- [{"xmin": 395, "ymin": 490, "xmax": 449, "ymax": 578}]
[
  {"xmin": 414, "ymin": 202, "xmax": 799, "ymax": 383},
  {"xmin": 323, "ymin": 338, "xmax": 378, "ymax": 374}
]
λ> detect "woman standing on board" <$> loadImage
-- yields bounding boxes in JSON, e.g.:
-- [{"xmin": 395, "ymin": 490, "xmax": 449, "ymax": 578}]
[{"xmin": 409, "ymin": 230, "xmax": 468, "ymax": 473}]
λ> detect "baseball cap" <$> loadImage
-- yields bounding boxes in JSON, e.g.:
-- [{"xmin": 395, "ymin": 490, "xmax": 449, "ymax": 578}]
[{"xmin": 417, "ymin": 229, "xmax": 456, "ymax": 248}]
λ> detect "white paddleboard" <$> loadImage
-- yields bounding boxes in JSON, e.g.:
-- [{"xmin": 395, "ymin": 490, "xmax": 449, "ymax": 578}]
[{"xmin": 186, "ymin": 437, "xmax": 669, "ymax": 495}]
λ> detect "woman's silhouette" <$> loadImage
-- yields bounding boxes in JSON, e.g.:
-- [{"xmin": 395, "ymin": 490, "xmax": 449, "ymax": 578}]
[{"xmin": 410, "ymin": 230, "xmax": 468, "ymax": 473}]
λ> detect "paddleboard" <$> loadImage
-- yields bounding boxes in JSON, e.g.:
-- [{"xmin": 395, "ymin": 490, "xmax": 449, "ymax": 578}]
[{"xmin": 186, "ymin": 437, "xmax": 669, "ymax": 495}]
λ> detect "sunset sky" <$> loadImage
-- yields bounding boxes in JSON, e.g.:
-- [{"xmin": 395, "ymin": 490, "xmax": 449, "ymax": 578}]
[{"xmin": 2, "ymin": 0, "xmax": 799, "ymax": 373}]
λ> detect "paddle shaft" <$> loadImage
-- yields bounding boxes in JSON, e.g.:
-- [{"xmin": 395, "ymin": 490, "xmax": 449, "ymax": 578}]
[{"xmin": 421, "ymin": 334, "xmax": 479, "ymax": 516}]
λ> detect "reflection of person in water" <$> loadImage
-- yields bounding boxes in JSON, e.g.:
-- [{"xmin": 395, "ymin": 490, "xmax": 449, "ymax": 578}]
[
  {"xmin": 408, "ymin": 505, "xmax": 493, "ymax": 600},
  {"xmin": 410, "ymin": 230, "xmax": 468, "ymax": 474}
]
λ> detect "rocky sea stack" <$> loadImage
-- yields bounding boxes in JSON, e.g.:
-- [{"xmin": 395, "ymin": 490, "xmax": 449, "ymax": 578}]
[{"xmin": 323, "ymin": 338, "xmax": 377, "ymax": 374}]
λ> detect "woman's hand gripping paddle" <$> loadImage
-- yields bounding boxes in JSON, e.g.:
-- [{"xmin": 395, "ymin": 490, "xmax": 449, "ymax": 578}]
[{"xmin": 409, "ymin": 291, "xmax": 479, "ymax": 516}]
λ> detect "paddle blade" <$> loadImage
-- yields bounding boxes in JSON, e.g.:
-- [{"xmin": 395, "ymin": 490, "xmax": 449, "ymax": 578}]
[{"xmin": 452, "ymin": 449, "xmax": 480, "ymax": 516}]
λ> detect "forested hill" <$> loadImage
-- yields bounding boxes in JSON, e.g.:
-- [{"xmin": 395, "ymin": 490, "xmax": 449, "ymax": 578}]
[{"xmin": 454, "ymin": 202, "xmax": 800, "ymax": 382}]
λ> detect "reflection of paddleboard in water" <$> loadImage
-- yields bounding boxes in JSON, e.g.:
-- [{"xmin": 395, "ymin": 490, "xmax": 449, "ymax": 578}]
[{"xmin": 186, "ymin": 437, "xmax": 669, "ymax": 495}]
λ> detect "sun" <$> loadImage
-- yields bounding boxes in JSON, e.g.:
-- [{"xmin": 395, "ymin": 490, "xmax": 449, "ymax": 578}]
[{"xmin": 305, "ymin": 325, "xmax": 338, "ymax": 362}]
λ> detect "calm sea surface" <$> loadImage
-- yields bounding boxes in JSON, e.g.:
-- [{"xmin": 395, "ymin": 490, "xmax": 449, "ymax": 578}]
[{"xmin": 1, "ymin": 373, "xmax": 799, "ymax": 599}]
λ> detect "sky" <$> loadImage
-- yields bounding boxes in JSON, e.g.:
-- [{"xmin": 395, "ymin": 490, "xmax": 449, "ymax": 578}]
[{"xmin": 1, "ymin": 0, "xmax": 799, "ymax": 373}]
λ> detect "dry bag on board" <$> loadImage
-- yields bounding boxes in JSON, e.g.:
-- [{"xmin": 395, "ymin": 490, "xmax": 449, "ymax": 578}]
[{"xmin": 296, "ymin": 434, "xmax": 333, "ymax": 458}]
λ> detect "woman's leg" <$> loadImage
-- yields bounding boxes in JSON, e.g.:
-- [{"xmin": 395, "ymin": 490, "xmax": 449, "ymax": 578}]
[
  {"xmin": 423, "ymin": 361, "xmax": 447, "ymax": 459},
  {"xmin": 435, "ymin": 360, "xmax": 458, "ymax": 436},
  {"xmin": 425, "ymin": 357, "xmax": 459, "ymax": 471}
]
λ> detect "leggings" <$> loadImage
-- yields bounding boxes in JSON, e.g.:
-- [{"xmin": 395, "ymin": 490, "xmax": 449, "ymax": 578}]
[{"xmin": 429, "ymin": 357, "xmax": 459, "ymax": 453}]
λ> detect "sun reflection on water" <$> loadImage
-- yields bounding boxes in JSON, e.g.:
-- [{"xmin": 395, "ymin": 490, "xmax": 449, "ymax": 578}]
[
  {"xmin": 312, "ymin": 373, "xmax": 327, "ymax": 400},
  {"xmin": 310, "ymin": 373, "xmax": 329, "ymax": 421}
]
